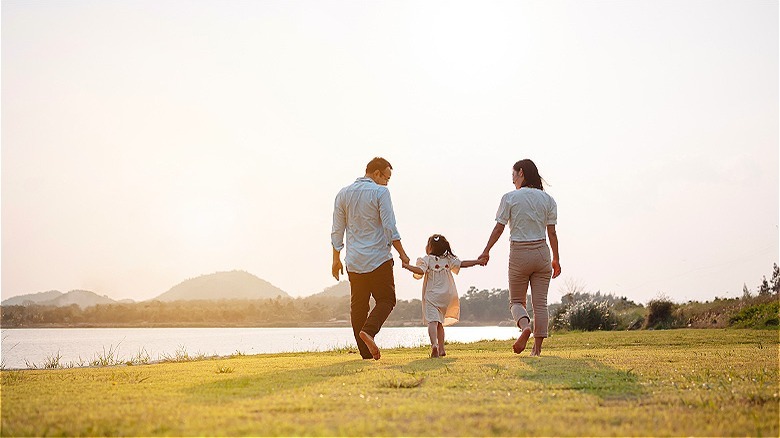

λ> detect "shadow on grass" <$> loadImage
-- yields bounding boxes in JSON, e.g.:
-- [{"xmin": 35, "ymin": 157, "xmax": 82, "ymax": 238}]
[
  {"xmin": 186, "ymin": 359, "xmax": 368, "ymax": 402},
  {"xmin": 393, "ymin": 356, "xmax": 458, "ymax": 373},
  {"xmin": 518, "ymin": 356, "xmax": 644, "ymax": 400}
]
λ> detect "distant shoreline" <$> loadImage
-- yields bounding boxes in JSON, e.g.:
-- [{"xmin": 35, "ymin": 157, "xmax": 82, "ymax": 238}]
[{"xmin": 0, "ymin": 320, "xmax": 515, "ymax": 329}]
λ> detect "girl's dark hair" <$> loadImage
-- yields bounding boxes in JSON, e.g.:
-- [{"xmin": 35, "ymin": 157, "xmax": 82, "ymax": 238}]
[
  {"xmin": 513, "ymin": 159, "xmax": 546, "ymax": 190},
  {"xmin": 427, "ymin": 234, "xmax": 456, "ymax": 258}
]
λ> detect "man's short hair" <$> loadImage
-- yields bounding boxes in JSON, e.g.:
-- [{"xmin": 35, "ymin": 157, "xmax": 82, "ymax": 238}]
[{"xmin": 366, "ymin": 157, "xmax": 392, "ymax": 174}]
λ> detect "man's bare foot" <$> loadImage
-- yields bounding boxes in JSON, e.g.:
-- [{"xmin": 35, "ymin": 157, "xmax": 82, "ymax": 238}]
[
  {"xmin": 513, "ymin": 328, "xmax": 532, "ymax": 354},
  {"xmin": 430, "ymin": 345, "xmax": 439, "ymax": 358},
  {"xmin": 359, "ymin": 331, "xmax": 381, "ymax": 360}
]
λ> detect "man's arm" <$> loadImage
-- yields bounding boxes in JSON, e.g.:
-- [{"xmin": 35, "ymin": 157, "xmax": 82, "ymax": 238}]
[
  {"xmin": 378, "ymin": 190, "xmax": 408, "ymax": 264},
  {"xmin": 331, "ymin": 193, "xmax": 346, "ymax": 280},
  {"xmin": 392, "ymin": 240, "xmax": 410, "ymax": 265},
  {"xmin": 332, "ymin": 247, "xmax": 344, "ymax": 280}
]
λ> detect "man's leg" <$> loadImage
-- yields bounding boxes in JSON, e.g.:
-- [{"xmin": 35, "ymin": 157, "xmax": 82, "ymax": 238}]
[
  {"xmin": 347, "ymin": 271, "xmax": 373, "ymax": 359},
  {"xmin": 361, "ymin": 260, "xmax": 396, "ymax": 337}
]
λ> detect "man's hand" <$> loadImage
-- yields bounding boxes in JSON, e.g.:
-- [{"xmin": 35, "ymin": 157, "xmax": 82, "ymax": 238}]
[
  {"xmin": 399, "ymin": 253, "xmax": 410, "ymax": 265},
  {"xmin": 551, "ymin": 259, "xmax": 561, "ymax": 279},
  {"xmin": 332, "ymin": 259, "xmax": 344, "ymax": 280}
]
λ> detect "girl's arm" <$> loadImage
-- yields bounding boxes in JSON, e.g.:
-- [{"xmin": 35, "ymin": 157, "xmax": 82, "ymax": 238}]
[
  {"xmin": 402, "ymin": 261, "xmax": 425, "ymax": 276},
  {"xmin": 459, "ymin": 260, "xmax": 484, "ymax": 268}
]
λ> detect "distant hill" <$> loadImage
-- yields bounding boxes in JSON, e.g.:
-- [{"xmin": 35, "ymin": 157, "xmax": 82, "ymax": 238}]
[
  {"xmin": 310, "ymin": 281, "xmax": 351, "ymax": 298},
  {"xmin": 153, "ymin": 270, "xmax": 289, "ymax": 302},
  {"xmin": 1, "ymin": 290, "xmax": 121, "ymax": 309},
  {"xmin": 2, "ymin": 290, "xmax": 64, "ymax": 306}
]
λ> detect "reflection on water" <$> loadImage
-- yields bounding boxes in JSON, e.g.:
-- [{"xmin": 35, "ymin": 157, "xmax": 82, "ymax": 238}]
[{"xmin": 0, "ymin": 326, "xmax": 519, "ymax": 369}]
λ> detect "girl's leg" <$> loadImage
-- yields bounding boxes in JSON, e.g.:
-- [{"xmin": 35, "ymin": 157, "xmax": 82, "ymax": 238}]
[
  {"xmin": 428, "ymin": 322, "xmax": 439, "ymax": 358},
  {"xmin": 437, "ymin": 323, "xmax": 445, "ymax": 356}
]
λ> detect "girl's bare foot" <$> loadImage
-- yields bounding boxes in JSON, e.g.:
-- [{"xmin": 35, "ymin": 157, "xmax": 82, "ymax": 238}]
[
  {"xmin": 431, "ymin": 345, "xmax": 440, "ymax": 358},
  {"xmin": 359, "ymin": 331, "xmax": 381, "ymax": 360},
  {"xmin": 513, "ymin": 328, "xmax": 532, "ymax": 354}
]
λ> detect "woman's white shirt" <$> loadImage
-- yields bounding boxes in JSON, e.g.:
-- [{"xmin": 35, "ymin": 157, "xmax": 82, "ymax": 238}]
[{"xmin": 495, "ymin": 187, "xmax": 557, "ymax": 242}]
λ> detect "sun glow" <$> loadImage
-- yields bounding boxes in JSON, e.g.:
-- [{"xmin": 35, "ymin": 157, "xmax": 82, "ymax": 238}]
[{"xmin": 171, "ymin": 198, "xmax": 239, "ymax": 248}]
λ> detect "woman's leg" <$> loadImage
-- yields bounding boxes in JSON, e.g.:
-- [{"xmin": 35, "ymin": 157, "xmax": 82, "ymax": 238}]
[
  {"xmin": 428, "ymin": 322, "xmax": 439, "ymax": 357},
  {"xmin": 509, "ymin": 244, "xmax": 533, "ymax": 353},
  {"xmin": 529, "ymin": 246, "xmax": 553, "ymax": 356}
]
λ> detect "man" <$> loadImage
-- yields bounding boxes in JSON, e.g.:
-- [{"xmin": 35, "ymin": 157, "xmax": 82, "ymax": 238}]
[{"xmin": 331, "ymin": 157, "xmax": 410, "ymax": 360}]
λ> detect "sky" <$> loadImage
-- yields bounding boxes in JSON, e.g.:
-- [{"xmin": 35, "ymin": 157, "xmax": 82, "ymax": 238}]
[{"xmin": 2, "ymin": 0, "xmax": 778, "ymax": 306}]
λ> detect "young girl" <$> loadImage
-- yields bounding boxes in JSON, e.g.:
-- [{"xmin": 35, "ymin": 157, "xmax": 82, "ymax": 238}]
[{"xmin": 402, "ymin": 234, "xmax": 483, "ymax": 358}]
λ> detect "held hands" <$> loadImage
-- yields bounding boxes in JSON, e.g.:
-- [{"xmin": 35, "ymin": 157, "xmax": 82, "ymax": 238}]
[{"xmin": 478, "ymin": 252, "xmax": 490, "ymax": 266}]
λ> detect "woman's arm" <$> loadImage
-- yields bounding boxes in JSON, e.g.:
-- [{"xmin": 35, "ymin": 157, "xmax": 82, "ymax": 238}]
[
  {"xmin": 478, "ymin": 222, "xmax": 506, "ymax": 265},
  {"xmin": 547, "ymin": 224, "xmax": 561, "ymax": 278},
  {"xmin": 402, "ymin": 261, "xmax": 425, "ymax": 276}
]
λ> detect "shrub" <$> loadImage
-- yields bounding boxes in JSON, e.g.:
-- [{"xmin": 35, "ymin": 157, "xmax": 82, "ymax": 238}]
[
  {"xmin": 729, "ymin": 301, "xmax": 780, "ymax": 329},
  {"xmin": 557, "ymin": 300, "xmax": 618, "ymax": 331},
  {"xmin": 644, "ymin": 298, "xmax": 679, "ymax": 329}
]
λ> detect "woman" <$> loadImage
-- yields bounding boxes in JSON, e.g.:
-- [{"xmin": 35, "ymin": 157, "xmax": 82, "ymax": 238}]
[{"xmin": 478, "ymin": 159, "xmax": 561, "ymax": 356}]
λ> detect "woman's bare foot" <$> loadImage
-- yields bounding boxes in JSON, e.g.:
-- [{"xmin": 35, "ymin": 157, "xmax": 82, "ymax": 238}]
[
  {"xmin": 530, "ymin": 338, "xmax": 543, "ymax": 356},
  {"xmin": 430, "ymin": 345, "xmax": 439, "ymax": 358},
  {"xmin": 438, "ymin": 346, "xmax": 446, "ymax": 357},
  {"xmin": 359, "ymin": 331, "xmax": 381, "ymax": 360},
  {"xmin": 513, "ymin": 328, "xmax": 532, "ymax": 354}
]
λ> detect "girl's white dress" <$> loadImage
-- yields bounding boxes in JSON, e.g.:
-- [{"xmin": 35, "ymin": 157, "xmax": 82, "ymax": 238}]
[{"xmin": 414, "ymin": 254, "xmax": 461, "ymax": 326}]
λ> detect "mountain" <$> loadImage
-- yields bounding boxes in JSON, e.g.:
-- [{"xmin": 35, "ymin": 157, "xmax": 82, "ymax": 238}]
[
  {"xmin": 1, "ymin": 290, "xmax": 64, "ymax": 306},
  {"xmin": 42, "ymin": 290, "xmax": 119, "ymax": 308},
  {"xmin": 310, "ymin": 281, "xmax": 351, "ymax": 298},
  {"xmin": 153, "ymin": 270, "xmax": 289, "ymax": 302},
  {"xmin": 1, "ymin": 290, "xmax": 121, "ymax": 309}
]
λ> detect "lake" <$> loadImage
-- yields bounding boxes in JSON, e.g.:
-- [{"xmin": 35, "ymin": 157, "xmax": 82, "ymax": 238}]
[{"xmin": 0, "ymin": 326, "xmax": 520, "ymax": 369}]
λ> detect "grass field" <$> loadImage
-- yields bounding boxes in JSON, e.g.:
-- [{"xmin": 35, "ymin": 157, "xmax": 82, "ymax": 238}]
[{"xmin": 1, "ymin": 329, "xmax": 777, "ymax": 436}]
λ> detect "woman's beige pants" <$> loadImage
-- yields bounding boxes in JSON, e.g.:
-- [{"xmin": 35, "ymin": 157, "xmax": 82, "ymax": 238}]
[{"xmin": 508, "ymin": 240, "xmax": 552, "ymax": 338}]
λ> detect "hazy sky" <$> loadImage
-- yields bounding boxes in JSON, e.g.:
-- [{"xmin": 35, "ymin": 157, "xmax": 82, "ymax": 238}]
[{"xmin": 2, "ymin": 1, "xmax": 778, "ymax": 305}]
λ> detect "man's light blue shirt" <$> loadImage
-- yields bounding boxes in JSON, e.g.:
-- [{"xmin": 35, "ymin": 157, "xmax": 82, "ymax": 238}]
[{"xmin": 331, "ymin": 177, "xmax": 401, "ymax": 274}]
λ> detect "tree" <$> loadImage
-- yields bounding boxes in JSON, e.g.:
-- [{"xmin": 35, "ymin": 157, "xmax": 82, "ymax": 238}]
[
  {"xmin": 758, "ymin": 276, "xmax": 771, "ymax": 296},
  {"xmin": 742, "ymin": 283, "xmax": 752, "ymax": 299},
  {"xmin": 771, "ymin": 263, "xmax": 780, "ymax": 294}
]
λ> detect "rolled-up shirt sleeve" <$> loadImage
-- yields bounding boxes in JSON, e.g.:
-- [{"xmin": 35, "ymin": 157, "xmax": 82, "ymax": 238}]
[
  {"xmin": 331, "ymin": 192, "xmax": 346, "ymax": 251},
  {"xmin": 495, "ymin": 193, "xmax": 510, "ymax": 225},
  {"xmin": 378, "ymin": 189, "xmax": 401, "ymax": 243}
]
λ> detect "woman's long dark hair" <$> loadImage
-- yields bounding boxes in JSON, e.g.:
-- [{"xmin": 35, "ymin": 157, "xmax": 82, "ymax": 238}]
[
  {"xmin": 514, "ymin": 159, "xmax": 546, "ymax": 190},
  {"xmin": 427, "ymin": 234, "xmax": 456, "ymax": 258}
]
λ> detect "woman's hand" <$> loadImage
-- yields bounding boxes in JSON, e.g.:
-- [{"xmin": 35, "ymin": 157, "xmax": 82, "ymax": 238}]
[
  {"xmin": 478, "ymin": 252, "xmax": 490, "ymax": 266},
  {"xmin": 551, "ymin": 259, "xmax": 561, "ymax": 278}
]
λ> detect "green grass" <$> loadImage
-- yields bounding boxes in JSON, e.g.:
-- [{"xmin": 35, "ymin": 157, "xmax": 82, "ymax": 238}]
[
  {"xmin": 730, "ymin": 301, "xmax": 780, "ymax": 329},
  {"xmin": 1, "ymin": 329, "xmax": 777, "ymax": 436}
]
